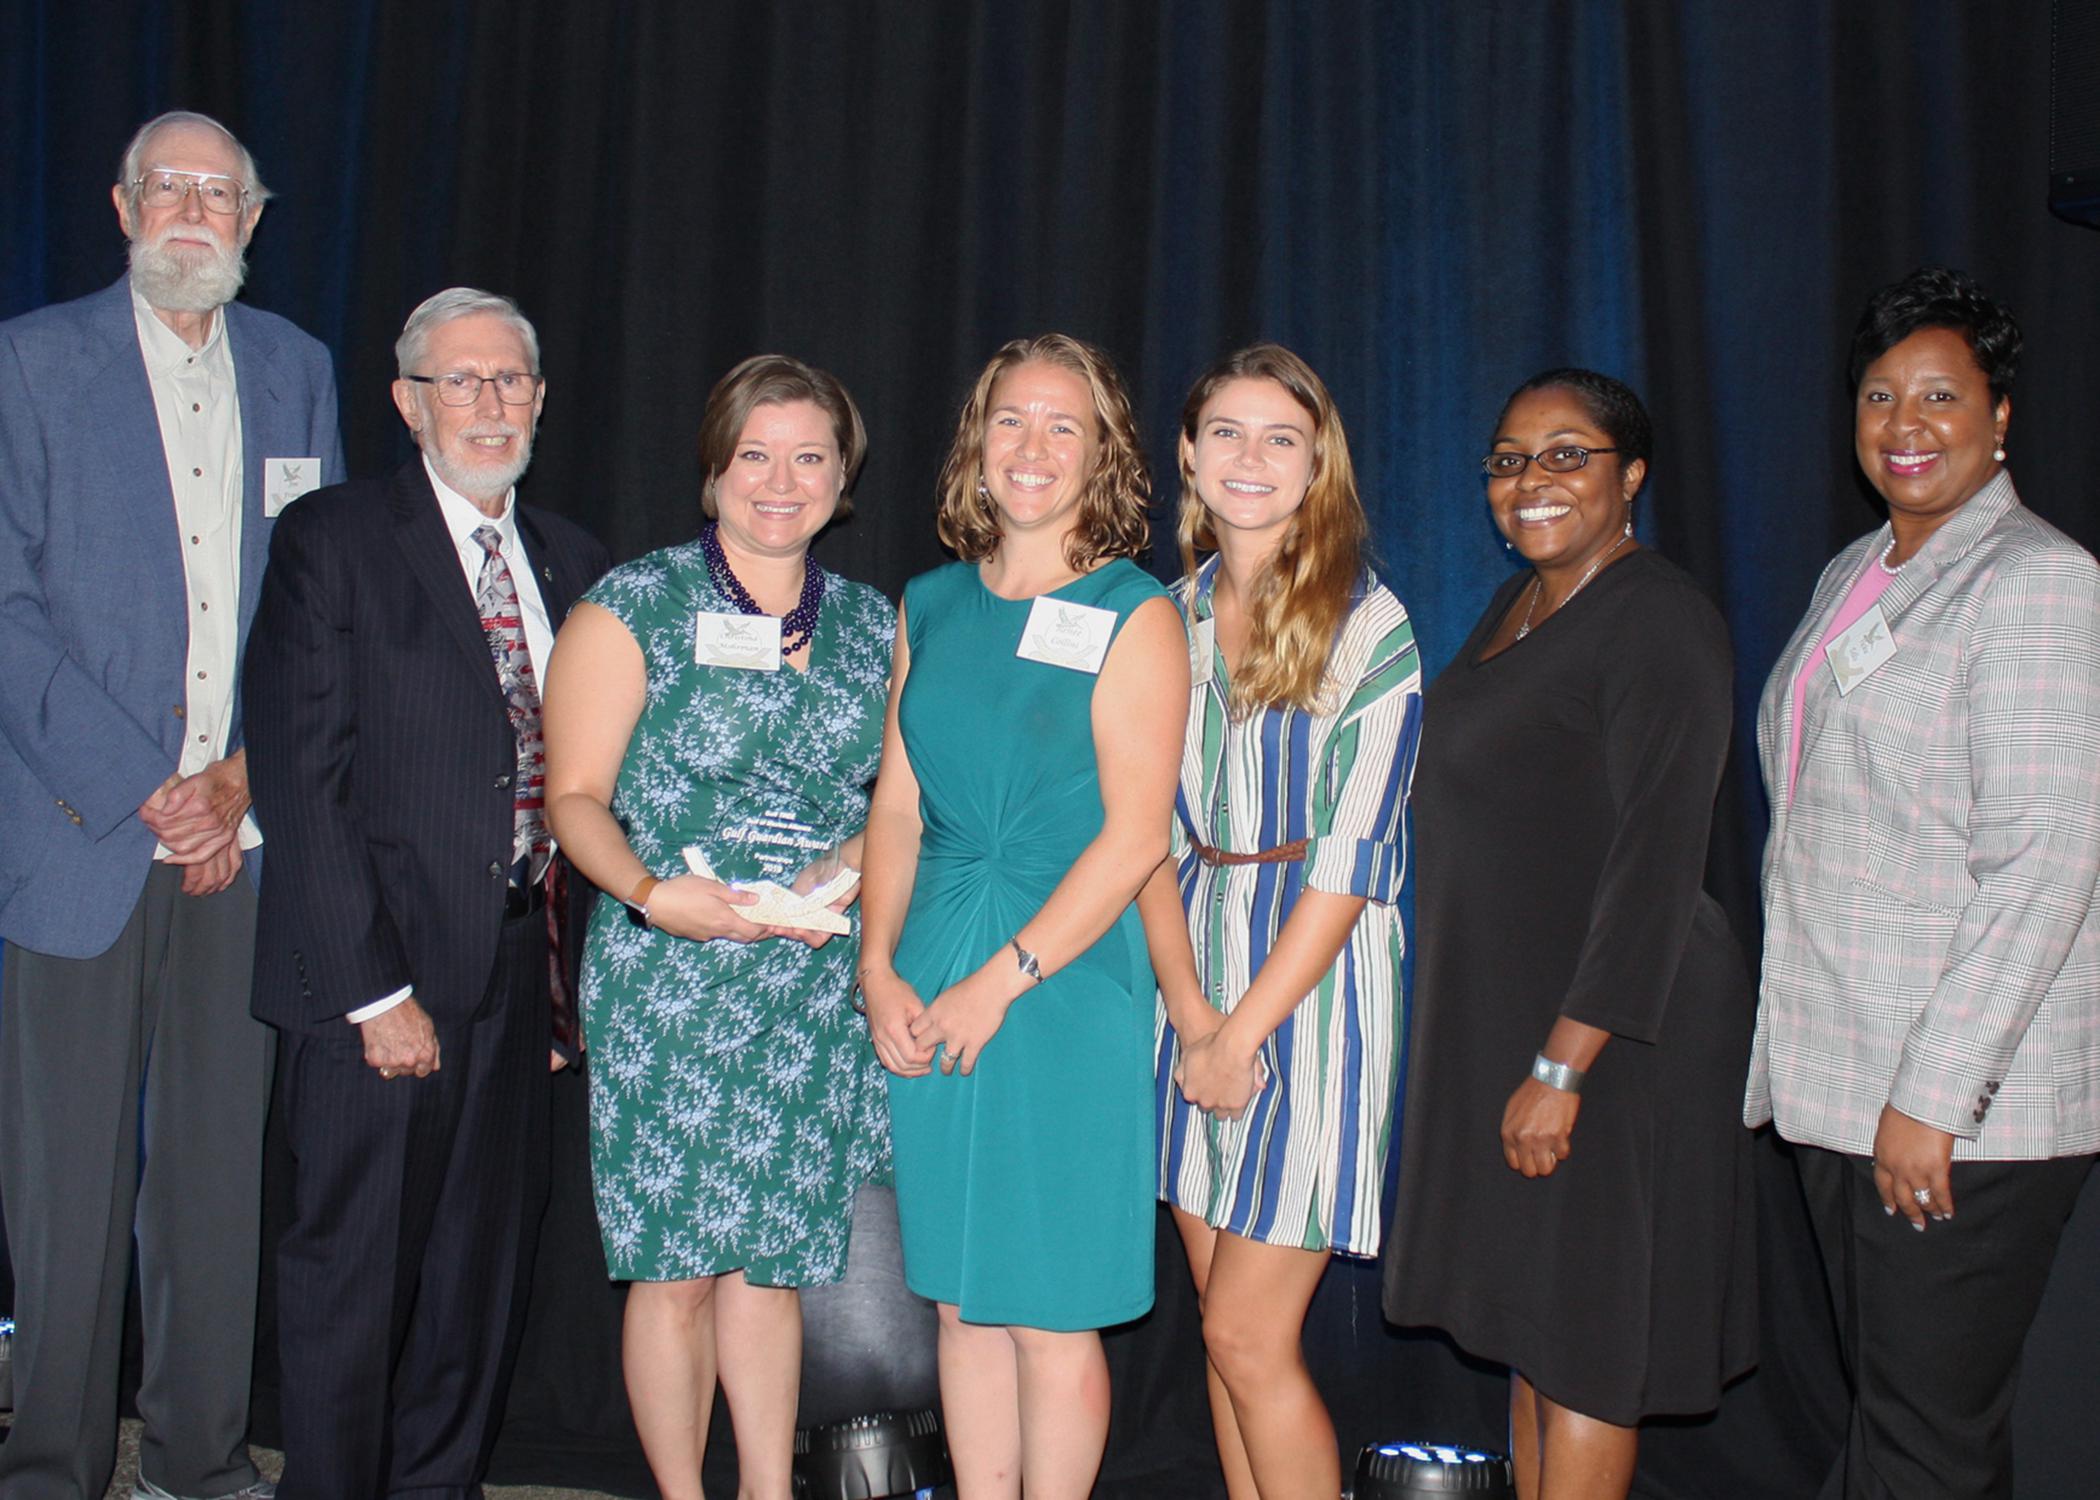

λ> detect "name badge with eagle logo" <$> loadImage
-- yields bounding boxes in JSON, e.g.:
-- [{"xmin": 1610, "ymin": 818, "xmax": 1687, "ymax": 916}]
[
  {"xmin": 1827, "ymin": 604, "xmax": 1897, "ymax": 696},
  {"xmin": 694, "ymin": 611, "xmax": 782, "ymax": 671},
  {"xmin": 1016, "ymin": 596, "xmax": 1117, "ymax": 674},
  {"xmin": 265, "ymin": 457, "xmax": 321, "ymax": 517}
]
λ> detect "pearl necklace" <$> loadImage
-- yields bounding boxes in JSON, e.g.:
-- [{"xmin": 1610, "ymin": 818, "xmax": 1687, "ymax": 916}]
[
  {"xmin": 1515, "ymin": 531, "xmax": 1632, "ymax": 641},
  {"xmin": 1876, "ymin": 536, "xmax": 1906, "ymax": 576},
  {"xmin": 700, "ymin": 522, "xmax": 825, "ymax": 654}
]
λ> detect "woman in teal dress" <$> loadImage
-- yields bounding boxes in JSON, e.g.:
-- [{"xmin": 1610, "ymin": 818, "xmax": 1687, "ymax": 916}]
[
  {"xmin": 858, "ymin": 334, "xmax": 1189, "ymax": 1498},
  {"xmin": 543, "ymin": 356, "xmax": 892, "ymax": 1500}
]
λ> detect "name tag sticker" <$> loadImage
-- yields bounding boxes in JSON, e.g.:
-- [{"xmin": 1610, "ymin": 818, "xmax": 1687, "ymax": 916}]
[
  {"xmin": 1827, "ymin": 604, "xmax": 1897, "ymax": 696},
  {"xmin": 1191, "ymin": 616, "xmax": 1215, "ymax": 686},
  {"xmin": 1016, "ymin": 596, "xmax": 1118, "ymax": 674},
  {"xmin": 264, "ymin": 457, "xmax": 320, "ymax": 517},
  {"xmin": 695, "ymin": 611, "xmax": 782, "ymax": 671}
]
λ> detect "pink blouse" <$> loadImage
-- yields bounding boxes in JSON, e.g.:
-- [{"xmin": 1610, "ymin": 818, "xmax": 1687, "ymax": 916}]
[{"xmin": 1786, "ymin": 555, "xmax": 1897, "ymax": 803}]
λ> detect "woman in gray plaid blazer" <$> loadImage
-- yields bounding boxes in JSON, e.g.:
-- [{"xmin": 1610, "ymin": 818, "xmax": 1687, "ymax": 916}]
[{"xmin": 1748, "ymin": 267, "xmax": 2100, "ymax": 1500}]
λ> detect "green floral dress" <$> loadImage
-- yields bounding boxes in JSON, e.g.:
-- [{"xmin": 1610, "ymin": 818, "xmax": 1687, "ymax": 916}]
[{"xmin": 579, "ymin": 540, "xmax": 893, "ymax": 1285}]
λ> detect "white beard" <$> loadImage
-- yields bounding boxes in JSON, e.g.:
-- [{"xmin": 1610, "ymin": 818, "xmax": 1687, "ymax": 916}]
[
  {"xmin": 425, "ymin": 418, "xmax": 536, "ymax": 504},
  {"xmin": 127, "ymin": 222, "xmax": 247, "ymax": 313}
]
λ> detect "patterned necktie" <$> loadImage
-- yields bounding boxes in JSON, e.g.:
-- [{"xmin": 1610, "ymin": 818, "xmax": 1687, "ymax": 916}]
[{"xmin": 471, "ymin": 524, "xmax": 550, "ymax": 886}]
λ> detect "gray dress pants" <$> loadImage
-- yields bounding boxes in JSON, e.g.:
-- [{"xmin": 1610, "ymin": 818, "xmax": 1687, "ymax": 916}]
[{"xmin": 0, "ymin": 863, "xmax": 270, "ymax": 1500}]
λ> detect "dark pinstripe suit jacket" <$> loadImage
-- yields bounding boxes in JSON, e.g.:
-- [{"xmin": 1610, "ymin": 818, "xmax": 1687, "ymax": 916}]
[{"xmin": 244, "ymin": 460, "xmax": 610, "ymax": 1033}]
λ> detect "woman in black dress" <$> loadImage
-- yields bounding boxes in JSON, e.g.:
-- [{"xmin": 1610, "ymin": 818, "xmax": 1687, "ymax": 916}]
[{"xmin": 1382, "ymin": 370, "xmax": 1756, "ymax": 1499}]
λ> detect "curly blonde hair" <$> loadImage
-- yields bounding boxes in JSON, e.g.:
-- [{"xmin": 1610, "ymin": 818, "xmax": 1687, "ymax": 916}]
[
  {"xmin": 935, "ymin": 334, "xmax": 1150, "ymax": 570},
  {"xmin": 1177, "ymin": 343, "xmax": 1367, "ymax": 715}
]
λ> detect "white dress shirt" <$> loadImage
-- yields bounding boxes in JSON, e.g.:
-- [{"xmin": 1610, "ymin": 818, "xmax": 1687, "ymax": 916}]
[
  {"xmin": 347, "ymin": 457, "xmax": 553, "ymax": 1024},
  {"xmin": 133, "ymin": 288, "xmax": 262, "ymax": 858}
]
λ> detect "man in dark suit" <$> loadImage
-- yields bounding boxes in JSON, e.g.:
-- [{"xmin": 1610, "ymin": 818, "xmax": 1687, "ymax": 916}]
[
  {"xmin": 243, "ymin": 287, "xmax": 609, "ymax": 1500},
  {"xmin": 0, "ymin": 110, "xmax": 342, "ymax": 1500}
]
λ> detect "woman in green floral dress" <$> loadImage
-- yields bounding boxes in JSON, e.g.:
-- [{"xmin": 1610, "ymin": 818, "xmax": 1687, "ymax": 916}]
[{"xmin": 544, "ymin": 356, "xmax": 892, "ymax": 1500}]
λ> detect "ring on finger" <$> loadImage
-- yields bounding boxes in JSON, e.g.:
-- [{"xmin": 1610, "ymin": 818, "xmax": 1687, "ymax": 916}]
[{"xmin": 1912, "ymin": 1186, "xmax": 1933, "ymax": 1206}]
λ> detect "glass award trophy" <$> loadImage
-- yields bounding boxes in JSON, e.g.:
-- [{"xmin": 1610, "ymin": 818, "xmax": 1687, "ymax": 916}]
[
  {"xmin": 683, "ymin": 784, "xmax": 858, "ymax": 935},
  {"xmin": 703, "ymin": 782, "xmax": 842, "ymax": 886}
]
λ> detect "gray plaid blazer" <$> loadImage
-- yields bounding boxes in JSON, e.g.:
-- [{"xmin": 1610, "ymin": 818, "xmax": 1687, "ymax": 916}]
[{"xmin": 1746, "ymin": 474, "xmax": 2100, "ymax": 1159}]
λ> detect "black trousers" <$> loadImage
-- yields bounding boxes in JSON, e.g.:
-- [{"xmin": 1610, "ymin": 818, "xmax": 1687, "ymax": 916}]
[
  {"xmin": 273, "ymin": 911, "xmax": 550, "ymax": 1500},
  {"xmin": 1796, "ymin": 1144, "xmax": 2096, "ymax": 1500},
  {"xmin": 0, "ymin": 865, "xmax": 269, "ymax": 1500}
]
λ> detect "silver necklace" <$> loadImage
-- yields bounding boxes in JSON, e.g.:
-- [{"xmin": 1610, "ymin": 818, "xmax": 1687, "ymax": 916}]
[{"xmin": 1516, "ymin": 531, "xmax": 1632, "ymax": 641}]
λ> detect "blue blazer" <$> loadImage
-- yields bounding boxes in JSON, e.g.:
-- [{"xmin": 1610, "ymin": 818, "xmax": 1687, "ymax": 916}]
[{"xmin": 0, "ymin": 277, "xmax": 344, "ymax": 958}]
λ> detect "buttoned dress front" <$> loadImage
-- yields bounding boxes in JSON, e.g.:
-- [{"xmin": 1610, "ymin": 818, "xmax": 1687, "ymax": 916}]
[{"xmin": 1155, "ymin": 561, "xmax": 1423, "ymax": 1256}]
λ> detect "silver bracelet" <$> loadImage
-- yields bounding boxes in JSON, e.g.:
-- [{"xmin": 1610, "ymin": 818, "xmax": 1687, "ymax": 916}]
[{"xmin": 1531, "ymin": 1053, "xmax": 1585, "ymax": 1094}]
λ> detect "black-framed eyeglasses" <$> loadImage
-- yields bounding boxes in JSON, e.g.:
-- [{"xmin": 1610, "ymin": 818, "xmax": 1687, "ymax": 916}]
[
  {"xmin": 131, "ymin": 170, "xmax": 249, "ymax": 216},
  {"xmin": 1480, "ymin": 446, "xmax": 1621, "ymax": 479},
  {"xmin": 403, "ymin": 372, "xmax": 542, "ymax": 407}
]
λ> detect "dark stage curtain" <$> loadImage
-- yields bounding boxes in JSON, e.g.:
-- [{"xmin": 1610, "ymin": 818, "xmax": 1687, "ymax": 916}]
[{"xmin": 10, "ymin": 3, "xmax": 2100, "ymax": 1496}]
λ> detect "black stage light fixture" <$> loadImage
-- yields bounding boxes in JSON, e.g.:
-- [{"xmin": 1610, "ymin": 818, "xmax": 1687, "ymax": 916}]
[
  {"xmin": 793, "ymin": 1407, "xmax": 950, "ymax": 1500},
  {"xmin": 1352, "ymin": 1439, "xmax": 1516, "ymax": 1498}
]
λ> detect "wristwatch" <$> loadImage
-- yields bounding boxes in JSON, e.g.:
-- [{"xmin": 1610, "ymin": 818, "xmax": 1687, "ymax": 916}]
[
  {"xmin": 625, "ymin": 874, "xmax": 661, "ymax": 929},
  {"xmin": 1011, "ymin": 937, "xmax": 1043, "ymax": 985}
]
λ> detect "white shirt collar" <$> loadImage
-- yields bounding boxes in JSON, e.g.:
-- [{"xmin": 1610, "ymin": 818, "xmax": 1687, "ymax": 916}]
[
  {"xmin": 423, "ymin": 453, "xmax": 519, "ymax": 553},
  {"xmin": 130, "ymin": 282, "xmax": 228, "ymax": 373}
]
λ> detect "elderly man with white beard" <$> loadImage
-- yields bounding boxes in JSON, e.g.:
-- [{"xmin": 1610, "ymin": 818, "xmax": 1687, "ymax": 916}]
[
  {"xmin": 0, "ymin": 110, "xmax": 342, "ymax": 1499},
  {"xmin": 242, "ymin": 290, "xmax": 608, "ymax": 1500}
]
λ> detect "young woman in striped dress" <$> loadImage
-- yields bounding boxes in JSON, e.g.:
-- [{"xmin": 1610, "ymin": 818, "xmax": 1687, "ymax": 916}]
[{"xmin": 1140, "ymin": 344, "xmax": 1422, "ymax": 1498}]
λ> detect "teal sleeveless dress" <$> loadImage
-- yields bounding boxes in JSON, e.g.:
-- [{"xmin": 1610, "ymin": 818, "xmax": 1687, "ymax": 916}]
[{"xmin": 887, "ymin": 558, "xmax": 1166, "ymax": 1330}]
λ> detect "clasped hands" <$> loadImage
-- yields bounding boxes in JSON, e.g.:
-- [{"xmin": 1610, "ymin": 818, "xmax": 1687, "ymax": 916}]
[
  {"xmin": 138, "ymin": 750, "xmax": 250, "ymax": 896},
  {"xmin": 862, "ymin": 964, "xmax": 1014, "ymax": 1079},
  {"xmin": 1172, "ymin": 1009, "xmax": 1265, "ymax": 1120}
]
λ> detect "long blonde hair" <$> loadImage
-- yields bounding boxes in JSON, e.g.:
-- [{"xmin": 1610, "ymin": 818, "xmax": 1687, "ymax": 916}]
[
  {"xmin": 1178, "ymin": 344, "xmax": 1367, "ymax": 714},
  {"xmin": 935, "ymin": 334, "xmax": 1151, "ymax": 570}
]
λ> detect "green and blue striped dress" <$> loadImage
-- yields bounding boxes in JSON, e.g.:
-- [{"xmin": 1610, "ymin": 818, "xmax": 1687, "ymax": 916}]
[{"xmin": 1155, "ymin": 559, "xmax": 1422, "ymax": 1256}]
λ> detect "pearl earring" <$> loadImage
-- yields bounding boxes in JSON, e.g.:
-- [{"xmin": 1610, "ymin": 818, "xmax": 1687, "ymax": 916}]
[{"xmin": 1993, "ymin": 445, "xmax": 2006, "ymax": 463}]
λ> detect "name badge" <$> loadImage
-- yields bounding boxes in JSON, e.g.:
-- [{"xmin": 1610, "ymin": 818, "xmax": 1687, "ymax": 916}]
[
  {"xmin": 695, "ymin": 611, "xmax": 781, "ymax": 671},
  {"xmin": 264, "ymin": 457, "xmax": 320, "ymax": 517},
  {"xmin": 1191, "ymin": 616, "xmax": 1215, "ymax": 686},
  {"xmin": 1827, "ymin": 604, "xmax": 1897, "ymax": 696},
  {"xmin": 1016, "ymin": 596, "xmax": 1117, "ymax": 674}
]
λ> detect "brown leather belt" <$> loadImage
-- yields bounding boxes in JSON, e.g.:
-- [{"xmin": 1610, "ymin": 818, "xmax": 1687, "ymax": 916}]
[{"xmin": 1192, "ymin": 838, "xmax": 1308, "ymax": 867}]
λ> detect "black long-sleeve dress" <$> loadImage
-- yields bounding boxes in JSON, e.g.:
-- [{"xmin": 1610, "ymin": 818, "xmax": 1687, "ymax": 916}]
[{"xmin": 1381, "ymin": 549, "xmax": 1757, "ymax": 1424}]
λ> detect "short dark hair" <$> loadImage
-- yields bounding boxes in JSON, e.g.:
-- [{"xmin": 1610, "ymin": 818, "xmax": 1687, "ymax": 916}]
[
  {"xmin": 1847, "ymin": 266, "xmax": 2021, "ymax": 404},
  {"xmin": 697, "ymin": 354, "xmax": 868, "ymax": 520},
  {"xmin": 1496, "ymin": 367, "xmax": 1654, "ymax": 476}
]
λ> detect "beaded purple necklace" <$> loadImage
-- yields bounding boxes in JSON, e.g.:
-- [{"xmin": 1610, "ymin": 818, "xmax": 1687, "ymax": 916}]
[{"xmin": 700, "ymin": 522, "xmax": 825, "ymax": 655}]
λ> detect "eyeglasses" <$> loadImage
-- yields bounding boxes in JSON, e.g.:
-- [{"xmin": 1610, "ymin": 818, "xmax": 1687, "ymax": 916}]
[
  {"xmin": 132, "ymin": 170, "xmax": 248, "ymax": 216},
  {"xmin": 403, "ymin": 372, "xmax": 542, "ymax": 407},
  {"xmin": 1480, "ymin": 446, "xmax": 1621, "ymax": 479}
]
